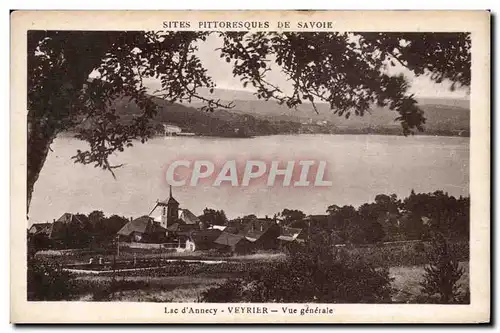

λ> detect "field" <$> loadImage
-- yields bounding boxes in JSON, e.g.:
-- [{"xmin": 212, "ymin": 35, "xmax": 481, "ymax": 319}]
[
  {"xmin": 34, "ymin": 241, "xmax": 469, "ymax": 303},
  {"xmin": 68, "ymin": 261, "xmax": 469, "ymax": 303},
  {"xmin": 35, "ymin": 247, "xmax": 285, "ymax": 266}
]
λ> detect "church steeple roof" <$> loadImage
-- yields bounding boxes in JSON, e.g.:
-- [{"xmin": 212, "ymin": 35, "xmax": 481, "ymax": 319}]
[
  {"xmin": 166, "ymin": 185, "xmax": 179, "ymax": 205},
  {"xmin": 155, "ymin": 186, "xmax": 179, "ymax": 207}
]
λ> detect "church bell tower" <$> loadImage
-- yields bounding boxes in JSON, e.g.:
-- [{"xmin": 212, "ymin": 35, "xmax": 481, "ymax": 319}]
[
  {"xmin": 149, "ymin": 186, "xmax": 180, "ymax": 229},
  {"xmin": 161, "ymin": 185, "xmax": 179, "ymax": 228}
]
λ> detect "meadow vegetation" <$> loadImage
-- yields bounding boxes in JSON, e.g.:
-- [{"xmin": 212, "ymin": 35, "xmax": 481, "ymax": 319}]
[{"xmin": 30, "ymin": 233, "xmax": 468, "ymax": 304}]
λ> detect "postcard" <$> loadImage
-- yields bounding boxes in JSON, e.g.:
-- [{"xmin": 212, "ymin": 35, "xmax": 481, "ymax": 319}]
[{"xmin": 10, "ymin": 10, "xmax": 490, "ymax": 323}]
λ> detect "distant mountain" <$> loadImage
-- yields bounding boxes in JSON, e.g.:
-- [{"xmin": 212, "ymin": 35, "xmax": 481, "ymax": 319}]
[
  {"xmin": 108, "ymin": 95, "xmax": 298, "ymax": 138},
  {"xmin": 192, "ymin": 87, "xmax": 259, "ymax": 101},
  {"xmin": 191, "ymin": 87, "xmax": 469, "ymax": 126},
  {"xmin": 417, "ymin": 97, "xmax": 470, "ymax": 109},
  {"xmin": 96, "ymin": 88, "xmax": 470, "ymax": 137},
  {"xmin": 192, "ymin": 87, "xmax": 470, "ymax": 108},
  {"xmin": 189, "ymin": 94, "xmax": 469, "ymax": 136}
]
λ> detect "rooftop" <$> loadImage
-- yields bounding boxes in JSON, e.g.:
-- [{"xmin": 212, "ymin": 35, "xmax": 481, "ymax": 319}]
[
  {"xmin": 214, "ymin": 232, "xmax": 248, "ymax": 247},
  {"xmin": 117, "ymin": 216, "xmax": 166, "ymax": 236}
]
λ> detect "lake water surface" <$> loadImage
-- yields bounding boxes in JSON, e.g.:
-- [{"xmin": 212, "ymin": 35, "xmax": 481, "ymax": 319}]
[{"xmin": 29, "ymin": 134, "xmax": 469, "ymax": 223}]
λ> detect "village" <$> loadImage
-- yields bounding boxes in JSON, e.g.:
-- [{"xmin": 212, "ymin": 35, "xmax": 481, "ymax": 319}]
[
  {"xmin": 26, "ymin": 187, "xmax": 470, "ymax": 303},
  {"xmin": 27, "ymin": 186, "xmax": 310, "ymax": 257}
]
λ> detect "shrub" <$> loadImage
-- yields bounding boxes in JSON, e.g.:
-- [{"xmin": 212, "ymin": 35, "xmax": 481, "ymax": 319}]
[
  {"xmin": 205, "ymin": 249, "xmax": 232, "ymax": 257},
  {"xmin": 200, "ymin": 279, "xmax": 244, "ymax": 302},
  {"xmin": 89, "ymin": 278, "xmax": 152, "ymax": 301},
  {"xmin": 413, "ymin": 241, "xmax": 425, "ymax": 253},
  {"xmin": 420, "ymin": 233, "xmax": 466, "ymax": 303},
  {"xmin": 27, "ymin": 259, "xmax": 77, "ymax": 301},
  {"xmin": 201, "ymin": 232, "xmax": 394, "ymax": 303}
]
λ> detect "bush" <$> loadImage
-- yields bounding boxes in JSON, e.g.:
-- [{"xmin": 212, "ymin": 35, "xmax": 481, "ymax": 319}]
[
  {"xmin": 27, "ymin": 259, "xmax": 77, "ymax": 301},
  {"xmin": 413, "ymin": 241, "xmax": 425, "ymax": 253},
  {"xmin": 200, "ymin": 279, "xmax": 244, "ymax": 303},
  {"xmin": 201, "ymin": 232, "xmax": 394, "ymax": 303},
  {"xmin": 87, "ymin": 278, "xmax": 152, "ymax": 301},
  {"xmin": 205, "ymin": 249, "xmax": 232, "ymax": 257},
  {"xmin": 420, "ymin": 233, "xmax": 466, "ymax": 304}
]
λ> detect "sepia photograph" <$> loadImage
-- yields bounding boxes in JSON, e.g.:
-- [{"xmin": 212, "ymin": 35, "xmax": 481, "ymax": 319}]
[{"xmin": 11, "ymin": 10, "xmax": 490, "ymax": 323}]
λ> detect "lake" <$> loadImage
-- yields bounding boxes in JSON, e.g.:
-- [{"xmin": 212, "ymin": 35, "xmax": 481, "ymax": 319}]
[{"xmin": 29, "ymin": 134, "xmax": 469, "ymax": 223}]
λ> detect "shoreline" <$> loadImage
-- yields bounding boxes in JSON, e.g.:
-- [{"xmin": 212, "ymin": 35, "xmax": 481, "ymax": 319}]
[{"xmin": 60, "ymin": 131, "xmax": 470, "ymax": 139}]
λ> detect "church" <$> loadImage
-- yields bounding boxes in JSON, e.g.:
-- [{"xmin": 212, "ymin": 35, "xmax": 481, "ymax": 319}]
[
  {"xmin": 148, "ymin": 186, "xmax": 203, "ymax": 230},
  {"xmin": 117, "ymin": 186, "xmax": 205, "ymax": 244}
]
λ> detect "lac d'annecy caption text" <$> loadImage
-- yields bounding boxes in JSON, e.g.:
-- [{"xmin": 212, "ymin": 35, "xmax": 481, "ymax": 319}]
[{"xmin": 164, "ymin": 305, "xmax": 335, "ymax": 316}]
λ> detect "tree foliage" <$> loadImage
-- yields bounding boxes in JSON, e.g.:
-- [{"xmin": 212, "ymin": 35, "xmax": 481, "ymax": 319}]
[
  {"xmin": 324, "ymin": 191, "xmax": 469, "ymax": 245},
  {"xmin": 201, "ymin": 232, "xmax": 393, "ymax": 303},
  {"xmin": 420, "ymin": 232, "xmax": 466, "ymax": 303},
  {"xmin": 360, "ymin": 33, "xmax": 471, "ymax": 88},
  {"xmin": 27, "ymin": 258, "xmax": 77, "ymax": 301},
  {"xmin": 88, "ymin": 211, "xmax": 129, "ymax": 242},
  {"xmin": 27, "ymin": 31, "xmax": 470, "ymax": 213},
  {"xmin": 28, "ymin": 210, "xmax": 128, "ymax": 251},
  {"xmin": 199, "ymin": 208, "xmax": 228, "ymax": 226},
  {"xmin": 277, "ymin": 208, "xmax": 306, "ymax": 225}
]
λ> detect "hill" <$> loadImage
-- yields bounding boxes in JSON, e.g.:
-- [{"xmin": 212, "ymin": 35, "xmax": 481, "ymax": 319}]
[
  {"xmin": 100, "ymin": 89, "xmax": 470, "ymax": 137},
  {"xmin": 187, "ymin": 89, "xmax": 469, "ymax": 136},
  {"xmin": 110, "ymin": 95, "xmax": 298, "ymax": 138}
]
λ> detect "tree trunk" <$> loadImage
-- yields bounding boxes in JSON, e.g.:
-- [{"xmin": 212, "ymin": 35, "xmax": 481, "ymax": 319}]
[{"xmin": 27, "ymin": 117, "xmax": 57, "ymax": 217}]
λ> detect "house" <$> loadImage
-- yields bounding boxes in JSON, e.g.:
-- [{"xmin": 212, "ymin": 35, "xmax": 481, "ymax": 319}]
[
  {"xmin": 49, "ymin": 213, "xmax": 89, "ymax": 242},
  {"xmin": 117, "ymin": 216, "xmax": 166, "ymax": 243},
  {"xmin": 27, "ymin": 213, "xmax": 90, "ymax": 248},
  {"xmin": 277, "ymin": 226, "xmax": 306, "ymax": 244},
  {"xmin": 185, "ymin": 229, "xmax": 223, "ymax": 252},
  {"xmin": 166, "ymin": 222, "xmax": 199, "ymax": 236},
  {"xmin": 292, "ymin": 214, "xmax": 332, "ymax": 231},
  {"xmin": 163, "ymin": 222, "xmax": 201, "ymax": 249},
  {"xmin": 241, "ymin": 218, "xmax": 281, "ymax": 250},
  {"xmin": 179, "ymin": 209, "xmax": 201, "ymax": 225},
  {"xmin": 208, "ymin": 225, "xmax": 227, "ymax": 231},
  {"xmin": 163, "ymin": 124, "xmax": 182, "ymax": 136},
  {"xmin": 224, "ymin": 220, "xmax": 245, "ymax": 234},
  {"xmin": 27, "ymin": 223, "xmax": 53, "ymax": 249},
  {"xmin": 303, "ymin": 214, "xmax": 329, "ymax": 225},
  {"xmin": 55, "ymin": 212, "xmax": 88, "ymax": 226},
  {"xmin": 214, "ymin": 232, "xmax": 254, "ymax": 254},
  {"xmin": 28, "ymin": 223, "xmax": 52, "ymax": 235},
  {"xmin": 277, "ymin": 226, "xmax": 306, "ymax": 252}
]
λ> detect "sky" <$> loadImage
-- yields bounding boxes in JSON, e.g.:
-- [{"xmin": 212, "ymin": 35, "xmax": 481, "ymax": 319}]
[{"xmin": 145, "ymin": 33, "xmax": 469, "ymax": 100}]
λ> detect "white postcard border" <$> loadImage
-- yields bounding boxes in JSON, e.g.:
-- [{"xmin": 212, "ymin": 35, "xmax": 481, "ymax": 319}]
[{"xmin": 10, "ymin": 10, "xmax": 490, "ymax": 323}]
